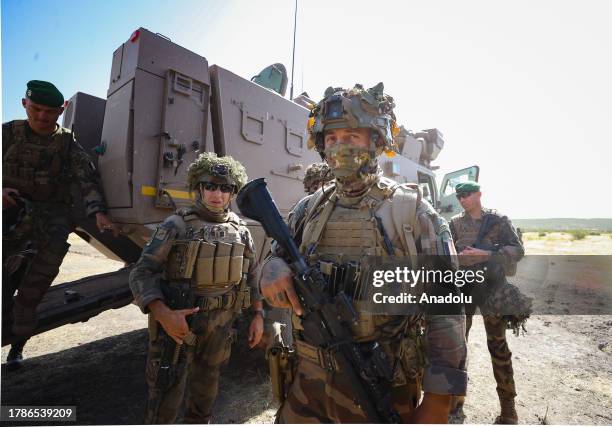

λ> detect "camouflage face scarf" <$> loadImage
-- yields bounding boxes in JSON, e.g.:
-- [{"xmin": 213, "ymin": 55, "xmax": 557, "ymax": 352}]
[
  {"xmin": 324, "ymin": 143, "xmax": 378, "ymax": 200},
  {"xmin": 193, "ymin": 199, "xmax": 230, "ymax": 223}
]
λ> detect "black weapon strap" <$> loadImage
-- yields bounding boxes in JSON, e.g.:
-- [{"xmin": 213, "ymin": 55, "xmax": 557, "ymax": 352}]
[{"xmin": 474, "ymin": 212, "xmax": 492, "ymax": 247}]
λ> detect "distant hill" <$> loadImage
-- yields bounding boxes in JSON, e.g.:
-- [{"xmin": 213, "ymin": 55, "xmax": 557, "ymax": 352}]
[{"xmin": 514, "ymin": 218, "xmax": 612, "ymax": 232}]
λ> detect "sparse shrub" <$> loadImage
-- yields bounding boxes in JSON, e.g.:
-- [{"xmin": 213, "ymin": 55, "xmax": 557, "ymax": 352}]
[
  {"xmin": 538, "ymin": 232, "xmax": 546, "ymax": 237},
  {"xmin": 569, "ymin": 230, "xmax": 587, "ymax": 240}
]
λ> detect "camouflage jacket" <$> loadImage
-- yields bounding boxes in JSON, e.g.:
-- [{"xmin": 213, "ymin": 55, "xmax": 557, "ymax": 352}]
[
  {"xmin": 269, "ymin": 177, "xmax": 468, "ymax": 395},
  {"xmin": 129, "ymin": 206, "xmax": 262, "ymax": 314},
  {"xmin": 449, "ymin": 207, "xmax": 524, "ymax": 276},
  {"xmin": 3, "ymin": 120, "xmax": 107, "ymax": 217}
]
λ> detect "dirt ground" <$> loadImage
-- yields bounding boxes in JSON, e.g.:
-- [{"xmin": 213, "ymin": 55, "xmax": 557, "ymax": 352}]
[{"xmin": 1, "ymin": 233, "xmax": 611, "ymax": 424}]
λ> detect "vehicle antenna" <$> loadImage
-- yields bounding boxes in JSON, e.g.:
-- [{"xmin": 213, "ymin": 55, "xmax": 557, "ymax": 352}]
[{"xmin": 290, "ymin": 0, "xmax": 298, "ymax": 100}]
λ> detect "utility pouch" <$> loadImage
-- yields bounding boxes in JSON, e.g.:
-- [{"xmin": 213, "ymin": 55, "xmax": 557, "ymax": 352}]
[
  {"xmin": 267, "ymin": 344, "xmax": 297, "ymax": 403},
  {"xmin": 242, "ymin": 258, "xmax": 250, "ymax": 276},
  {"xmin": 213, "ymin": 242, "xmax": 232, "ymax": 283},
  {"xmin": 229, "ymin": 242, "xmax": 245, "ymax": 283},
  {"xmin": 166, "ymin": 240, "xmax": 201, "ymax": 280},
  {"xmin": 194, "ymin": 242, "xmax": 216, "ymax": 286},
  {"xmin": 233, "ymin": 280, "xmax": 251, "ymax": 312}
]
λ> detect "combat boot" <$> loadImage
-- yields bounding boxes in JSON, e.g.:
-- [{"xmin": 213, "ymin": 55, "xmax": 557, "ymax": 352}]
[
  {"xmin": 494, "ymin": 398, "xmax": 518, "ymax": 424},
  {"xmin": 448, "ymin": 395, "xmax": 466, "ymax": 422},
  {"xmin": 6, "ymin": 340, "xmax": 26, "ymax": 370}
]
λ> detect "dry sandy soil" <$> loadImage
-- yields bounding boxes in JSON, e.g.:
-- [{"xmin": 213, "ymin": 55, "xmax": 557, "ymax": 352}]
[{"xmin": 1, "ymin": 233, "xmax": 611, "ymax": 424}]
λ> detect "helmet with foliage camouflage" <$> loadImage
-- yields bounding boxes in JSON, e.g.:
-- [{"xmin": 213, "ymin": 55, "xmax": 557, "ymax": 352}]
[
  {"xmin": 303, "ymin": 162, "xmax": 333, "ymax": 194},
  {"xmin": 306, "ymin": 82, "xmax": 400, "ymax": 158},
  {"xmin": 481, "ymin": 282, "xmax": 533, "ymax": 336},
  {"xmin": 187, "ymin": 152, "xmax": 248, "ymax": 194}
]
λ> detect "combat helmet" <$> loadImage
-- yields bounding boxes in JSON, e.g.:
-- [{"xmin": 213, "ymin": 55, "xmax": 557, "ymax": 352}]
[
  {"xmin": 306, "ymin": 82, "xmax": 400, "ymax": 159},
  {"xmin": 187, "ymin": 152, "xmax": 248, "ymax": 194}
]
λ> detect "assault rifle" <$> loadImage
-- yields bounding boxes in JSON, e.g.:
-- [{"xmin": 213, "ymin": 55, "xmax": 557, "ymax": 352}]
[
  {"xmin": 147, "ymin": 280, "xmax": 198, "ymax": 422},
  {"xmin": 237, "ymin": 178, "xmax": 401, "ymax": 423}
]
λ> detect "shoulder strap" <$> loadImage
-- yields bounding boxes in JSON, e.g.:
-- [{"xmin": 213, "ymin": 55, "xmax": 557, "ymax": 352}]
[
  {"xmin": 300, "ymin": 191, "xmax": 338, "ymax": 254},
  {"xmin": 389, "ymin": 183, "xmax": 421, "ymax": 267},
  {"xmin": 474, "ymin": 211, "xmax": 501, "ymax": 246},
  {"xmin": 302, "ymin": 184, "xmax": 336, "ymax": 226}
]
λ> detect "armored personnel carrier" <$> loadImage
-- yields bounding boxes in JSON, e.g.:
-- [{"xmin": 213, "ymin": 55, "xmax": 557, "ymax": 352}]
[{"xmin": 2, "ymin": 28, "xmax": 478, "ymax": 345}]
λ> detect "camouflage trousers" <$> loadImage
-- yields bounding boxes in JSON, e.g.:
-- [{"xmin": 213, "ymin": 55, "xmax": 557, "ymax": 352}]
[
  {"xmin": 276, "ymin": 354, "xmax": 420, "ymax": 423},
  {"xmin": 465, "ymin": 313, "xmax": 517, "ymax": 400},
  {"xmin": 3, "ymin": 207, "xmax": 72, "ymax": 336},
  {"xmin": 144, "ymin": 308, "xmax": 237, "ymax": 424}
]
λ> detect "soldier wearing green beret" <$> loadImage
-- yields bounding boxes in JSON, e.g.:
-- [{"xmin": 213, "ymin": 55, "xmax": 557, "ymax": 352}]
[
  {"xmin": 2, "ymin": 80, "xmax": 117, "ymax": 369},
  {"xmin": 129, "ymin": 153, "xmax": 264, "ymax": 424},
  {"xmin": 449, "ymin": 181, "xmax": 525, "ymax": 424}
]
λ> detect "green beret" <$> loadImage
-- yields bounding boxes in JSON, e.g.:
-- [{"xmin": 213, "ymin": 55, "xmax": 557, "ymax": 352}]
[
  {"xmin": 25, "ymin": 80, "xmax": 64, "ymax": 108},
  {"xmin": 455, "ymin": 181, "xmax": 480, "ymax": 193}
]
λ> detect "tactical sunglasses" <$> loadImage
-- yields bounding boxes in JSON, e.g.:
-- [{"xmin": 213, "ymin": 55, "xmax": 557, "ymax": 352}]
[
  {"xmin": 201, "ymin": 182, "xmax": 235, "ymax": 193},
  {"xmin": 456, "ymin": 192, "xmax": 474, "ymax": 200}
]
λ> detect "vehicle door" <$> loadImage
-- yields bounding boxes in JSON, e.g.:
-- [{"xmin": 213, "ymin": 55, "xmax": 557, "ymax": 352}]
[{"xmin": 438, "ymin": 165, "xmax": 479, "ymax": 220}]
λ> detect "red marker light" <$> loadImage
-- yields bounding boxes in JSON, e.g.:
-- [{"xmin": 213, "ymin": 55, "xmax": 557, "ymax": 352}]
[
  {"xmin": 64, "ymin": 101, "xmax": 70, "ymax": 108},
  {"xmin": 130, "ymin": 30, "xmax": 140, "ymax": 43}
]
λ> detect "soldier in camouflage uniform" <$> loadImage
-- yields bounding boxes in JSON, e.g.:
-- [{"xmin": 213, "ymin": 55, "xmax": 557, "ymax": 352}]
[
  {"xmin": 260, "ymin": 83, "xmax": 468, "ymax": 423},
  {"xmin": 129, "ymin": 153, "xmax": 264, "ymax": 424},
  {"xmin": 302, "ymin": 162, "xmax": 333, "ymax": 195},
  {"xmin": 3, "ymin": 80, "xmax": 116, "ymax": 368},
  {"xmin": 449, "ymin": 181, "xmax": 525, "ymax": 424}
]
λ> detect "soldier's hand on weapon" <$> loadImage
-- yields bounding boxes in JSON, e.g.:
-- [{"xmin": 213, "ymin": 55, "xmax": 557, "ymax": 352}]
[
  {"xmin": 95, "ymin": 212, "xmax": 119, "ymax": 237},
  {"xmin": 148, "ymin": 299, "xmax": 200, "ymax": 344},
  {"xmin": 410, "ymin": 392, "xmax": 452, "ymax": 423},
  {"xmin": 459, "ymin": 246, "xmax": 490, "ymax": 266},
  {"xmin": 260, "ymin": 257, "xmax": 303, "ymax": 316},
  {"xmin": 3, "ymin": 188, "xmax": 20, "ymax": 209}
]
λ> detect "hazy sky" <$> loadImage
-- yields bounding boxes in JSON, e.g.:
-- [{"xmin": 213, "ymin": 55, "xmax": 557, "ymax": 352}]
[{"xmin": 2, "ymin": 0, "xmax": 611, "ymax": 218}]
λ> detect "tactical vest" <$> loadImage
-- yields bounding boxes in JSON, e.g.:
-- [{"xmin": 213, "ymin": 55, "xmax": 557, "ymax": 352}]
[
  {"xmin": 451, "ymin": 210, "xmax": 499, "ymax": 251},
  {"xmin": 3, "ymin": 120, "xmax": 73, "ymax": 203},
  {"xmin": 451, "ymin": 209, "xmax": 518, "ymax": 277},
  {"xmin": 293, "ymin": 177, "xmax": 426, "ymax": 386},
  {"xmin": 164, "ymin": 211, "xmax": 251, "ymax": 309}
]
